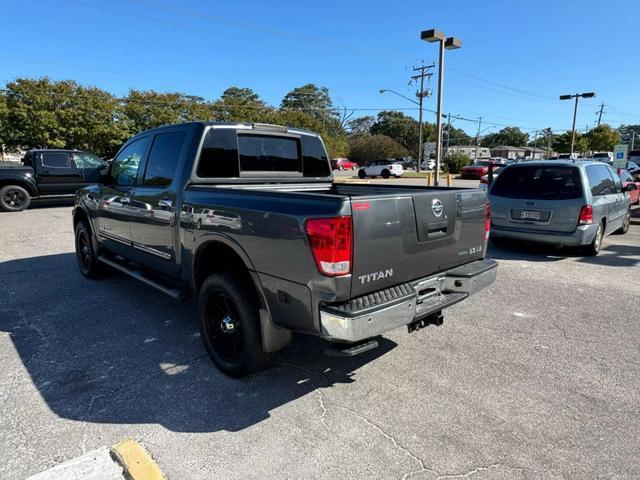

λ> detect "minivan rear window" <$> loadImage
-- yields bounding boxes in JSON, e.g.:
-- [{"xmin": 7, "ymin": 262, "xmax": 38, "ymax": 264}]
[{"xmin": 490, "ymin": 166, "xmax": 583, "ymax": 200}]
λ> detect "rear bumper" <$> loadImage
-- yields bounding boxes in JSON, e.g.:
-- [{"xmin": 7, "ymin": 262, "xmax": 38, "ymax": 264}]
[
  {"xmin": 319, "ymin": 259, "xmax": 497, "ymax": 342},
  {"xmin": 490, "ymin": 224, "xmax": 598, "ymax": 246}
]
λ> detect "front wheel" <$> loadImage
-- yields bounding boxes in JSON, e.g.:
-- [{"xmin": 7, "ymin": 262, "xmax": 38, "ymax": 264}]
[
  {"xmin": 615, "ymin": 211, "xmax": 630, "ymax": 235},
  {"xmin": 0, "ymin": 185, "xmax": 31, "ymax": 212},
  {"xmin": 75, "ymin": 221, "xmax": 107, "ymax": 278},
  {"xmin": 199, "ymin": 273, "xmax": 274, "ymax": 377},
  {"xmin": 583, "ymin": 222, "xmax": 604, "ymax": 256},
  {"xmin": 381, "ymin": 169, "xmax": 390, "ymax": 179},
  {"xmin": 358, "ymin": 169, "xmax": 366, "ymax": 179}
]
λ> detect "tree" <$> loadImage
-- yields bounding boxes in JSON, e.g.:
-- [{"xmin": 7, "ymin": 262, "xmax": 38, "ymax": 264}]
[
  {"xmin": 552, "ymin": 131, "xmax": 589, "ymax": 154},
  {"xmin": 370, "ymin": 111, "xmax": 419, "ymax": 156},
  {"xmin": 347, "ymin": 116, "xmax": 375, "ymax": 136},
  {"xmin": 618, "ymin": 124, "xmax": 640, "ymax": 147},
  {"xmin": 481, "ymin": 126, "xmax": 529, "ymax": 148},
  {"xmin": 220, "ymin": 87, "xmax": 263, "ymax": 105},
  {"xmin": 585, "ymin": 124, "xmax": 620, "ymax": 152},
  {"xmin": 446, "ymin": 125, "xmax": 473, "ymax": 146},
  {"xmin": 281, "ymin": 84, "xmax": 334, "ymax": 119},
  {"xmin": 348, "ymin": 134, "xmax": 408, "ymax": 164}
]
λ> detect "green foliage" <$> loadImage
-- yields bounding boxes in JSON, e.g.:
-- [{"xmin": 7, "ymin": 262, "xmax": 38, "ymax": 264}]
[
  {"xmin": 348, "ymin": 116, "xmax": 375, "ymax": 136},
  {"xmin": 1, "ymin": 77, "xmax": 350, "ymax": 160},
  {"xmin": 443, "ymin": 151, "xmax": 471, "ymax": 174},
  {"xmin": 370, "ymin": 111, "xmax": 420, "ymax": 157},
  {"xmin": 348, "ymin": 134, "xmax": 408, "ymax": 164},
  {"xmin": 481, "ymin": 127, "xmax": 529, "ymax": 148},
  {"xmin": 446, "ymin": 125, "xmax": 473, "ymax": 146},
  {"xmin": 617, "ymin": 124, "xmax": 640, "ymax": 146},
  {"xmin": 585, "ymin": 124, "xmax": 620, "ymax": 152},
  {"xmin": 552, "ymin": 131, "xmax": 589, "ymax": 153}
]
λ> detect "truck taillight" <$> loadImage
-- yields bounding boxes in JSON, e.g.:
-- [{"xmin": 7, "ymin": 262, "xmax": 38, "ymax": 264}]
[
  {"xmin": 578, "ymin": 205, "xmax": 593, "ymax": 225},
  {"xmin": 305, "ymin": 216, "xmax": 352, "ymax": 277},
  {"xmin": 485, "ymin": 201, "xmax": 491, "ymax": 240}
]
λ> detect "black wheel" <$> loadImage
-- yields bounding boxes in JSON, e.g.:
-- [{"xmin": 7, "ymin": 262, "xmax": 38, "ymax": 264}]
[
  {"xmin": 0, "ymin": 185, "xmax": 31, "ymax": 212},
  {"xmin": 583, "ymin": 222, "xmax": 604, "ymax": 256},
  {"xmin": 381, "ymin": 169, "xmax": 390, "ymax": 179},
  {"xmin": 75, "ymin": 221, "xmax": 107, "ymax": 278},
  {"xmin": 358, "ymin": 169, "xmax": 366, "ymax": 179},
  {"xmin": 199, "ymin": 273, "xmax": 274, "ymax": 377},
  {"xmin": 615, "ymin": 211, "xmax": 630, "ymax": 235}
]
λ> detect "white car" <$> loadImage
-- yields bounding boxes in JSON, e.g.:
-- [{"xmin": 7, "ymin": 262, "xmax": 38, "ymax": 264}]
[
  {"xmin": 358, "ymin": 161, "xmax": 404, "ymax": 179},
  {"xmin": 420, "ymin": 159, "xmax": 436, "ymax": 170}
]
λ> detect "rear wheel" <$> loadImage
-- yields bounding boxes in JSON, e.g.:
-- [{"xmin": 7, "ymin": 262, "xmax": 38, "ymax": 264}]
[
  {"xmin": 0, "ymin": 185, "xmax": 31, "ymax": 212},
  {"xmin": 199, "ymin": 272, "xmax": 273, "ymax": 377},
  {"xmin": 583, "ymin": 222, "xmax": 604, "ymax": 256},
  {"xmin": 381, "ymin": 169, "xmax": 390, "ymax": 179},
  {"xmin": 358, "ymin": 169, "xmax": 366, "ymax": 179},
  {"xmin": 615, "ymin": 211, "xmax": 630, "ymax": 235}
]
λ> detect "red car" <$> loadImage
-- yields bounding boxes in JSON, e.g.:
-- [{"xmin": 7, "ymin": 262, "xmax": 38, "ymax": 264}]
[
  {"xmin": 618, "ymin": 169, "xmax": 640, "ymax": 205},
  {"xmin": 460, "ymin": 161, "xmax": 500, "ymax": 179},
  {"xmin": 331, "ymin": 158, "xmax": 358, "ymax": 170}
]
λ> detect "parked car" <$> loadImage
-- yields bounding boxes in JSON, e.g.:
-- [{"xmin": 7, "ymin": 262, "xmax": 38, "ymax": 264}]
[
  {"xmin": 331, "ymin": 158, "xmax": 358, "ymax": 171},
  {"xmin": 420, "ymin": 158, "xmax": 436, "ymax": 170},
  {"xmin": 358, "ymin": 160, "xmax": 404, "ymax": 179},
  {"xmin": 488, "ymin": 161, "xmax": 632, "ymax": 255},
  {"xmin": 591, "ymin": 152, "xmax": 613, "ymax": 164},
  {"xmin": 479, "ymin": 166, "xmax": 505, "ymax": 189},
  {"xmin": 617, "ymin": 169, "xmax": 640, "ymax": 205},
  {"xmin": 627, "ymin": 150, "xmax": 640, "ymax": 163},
  {"xmin": 625, "ymin": 161, "xmax": 640, "ymax": 176},
  {"xmin": 460, "ymin": 161, "xmax": 500, "ymax": 179},
  {"xmin": 73, "ymin": 121, "xmax": 496, "ymax": 377},
  {"xmin": 0, "ymin": 149, "xmax": 105, "ymax": 212}
]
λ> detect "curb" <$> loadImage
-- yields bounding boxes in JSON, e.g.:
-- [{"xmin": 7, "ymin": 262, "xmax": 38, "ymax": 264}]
[{"xmin": 111, "ymin": 439, "xmax": 166, "ymax": 480}]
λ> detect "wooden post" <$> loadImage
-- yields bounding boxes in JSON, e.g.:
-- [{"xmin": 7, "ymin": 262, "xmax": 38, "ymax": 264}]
[{"xmin": 447, "ymin": 174, "xmax": 453, "ymax": 187}]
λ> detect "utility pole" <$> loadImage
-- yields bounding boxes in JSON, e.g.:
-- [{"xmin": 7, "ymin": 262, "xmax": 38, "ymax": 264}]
[
  {"xmin": 545, "ymin": 128, "xmax": 552, "ymax": 159},
  {"xmin": 475, "ymin": 117, "xmax": 483, "ymax": 161},
  {"xmin": 596, "ymin": 102, "xmax": 605, "ymax": 126},
  {"xmin": 411, "ymin": 63, "xmax": 434, "ymax": 173},
  {"xmin": 632, "ymin": 132, "xmax": 636, "ymax": 150},
  {"xmin": 532, "ymin": 130, "xmax": 539, "ymax": 159}
]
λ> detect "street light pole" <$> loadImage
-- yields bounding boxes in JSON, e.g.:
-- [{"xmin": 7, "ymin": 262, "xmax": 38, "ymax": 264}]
[
  {"xmin": 475, "ymin": 117, "xmax": 482, "ymax": 161},
  {"xmin": 422, "ymin": 29, "xmax": 461, "ymax": 186},
  {"xmin": 560, "ymin": 92, "xmax": 595, "ymax": 155}
]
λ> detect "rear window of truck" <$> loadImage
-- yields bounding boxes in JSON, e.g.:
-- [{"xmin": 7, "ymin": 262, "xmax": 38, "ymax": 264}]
[
  {"xmin": 196, "ymin": 129, "xmax": 330, "ymax": 178},
  {"xmin": 490, "ymin": 166, "xmax": 583, "ymax": 200}
]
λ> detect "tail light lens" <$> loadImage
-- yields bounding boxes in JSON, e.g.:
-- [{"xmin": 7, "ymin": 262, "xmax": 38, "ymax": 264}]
[
  {"xmin": 578, "ymin": 205, "xmax": 593, "ymax": 225},
  {"xmin": 305, "ymin": 216, "xmax": 352, "ymax": 276},
  {"xmin": 485, "ymin": 200, "xmax": 491, "ymax": 240}
]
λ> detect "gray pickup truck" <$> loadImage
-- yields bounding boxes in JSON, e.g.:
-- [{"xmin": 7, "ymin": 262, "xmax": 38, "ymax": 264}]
[{"xmin": 73, "ymin": 122, "xmax": 497, "ymax": 377}]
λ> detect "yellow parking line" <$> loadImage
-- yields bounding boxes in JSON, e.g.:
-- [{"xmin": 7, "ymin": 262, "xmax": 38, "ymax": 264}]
[{"xmin": 111, "ymin": 439, "xmax": 166, "ymax": 480}]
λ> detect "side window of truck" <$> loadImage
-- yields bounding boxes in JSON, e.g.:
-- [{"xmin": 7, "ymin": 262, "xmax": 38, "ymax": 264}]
[
  {"xmin": 301, "ymin": 135, "xmax": 331, "ymax": 177},
  {"xmin": 197, "ymin": 129, "xmax": 240, "ymax": 178},
  {"xmin": 143, "ymin": 131, "xmax": 186, "ymax": 186},
  {"xmin": 110, "ymin": 137, "xmax": 150, "ymax": 187},
  {"xmin": 41, "ymin": 152, "xmax": 71, "ymax": 169}
]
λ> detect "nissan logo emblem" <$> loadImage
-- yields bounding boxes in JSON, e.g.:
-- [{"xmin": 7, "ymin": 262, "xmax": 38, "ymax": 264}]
[{"xmin": 431, "ymin": 199, "xmax": 444, "ymax": 217}]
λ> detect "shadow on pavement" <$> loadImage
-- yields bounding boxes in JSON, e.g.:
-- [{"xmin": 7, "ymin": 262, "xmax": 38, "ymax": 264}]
[
  {"xmin": 0, "ymin": 253, "xmax": 396, "ymax": 433},
  {"xmin": 488, "ymin": 237, "xmax": 640, "ymax": 267}
]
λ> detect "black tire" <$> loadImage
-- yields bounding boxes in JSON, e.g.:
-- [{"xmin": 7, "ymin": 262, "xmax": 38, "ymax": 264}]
[
  {"xmin": 0, "ymin": 185, "xmax": 31, "ymax": 212},
  {"xmin": 615, "ymin": 211, "xmax": 630, "ymax": 235},
  {"xmin": 199, "ymin": 273, "xmax": 274, "ymax": 377},
  {"xmin": 75, "ymin": 221, "xmax": 107, "ymax": 278},
  {"xmin": 358, "ymin": 169, "xmax": 366, "ymax": 179},
  {"xmin": 381, "ymin": 169, "xmax": 390, "ymax": 179},
  {"xmin": 583, "ymin": 222, "xmax": 604, "ymax": 256}
]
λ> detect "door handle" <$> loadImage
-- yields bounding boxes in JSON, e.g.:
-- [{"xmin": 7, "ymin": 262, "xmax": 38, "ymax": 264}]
[{"xmin": 158, "ymin": 199, "xmax": 173, "ymax": 209}]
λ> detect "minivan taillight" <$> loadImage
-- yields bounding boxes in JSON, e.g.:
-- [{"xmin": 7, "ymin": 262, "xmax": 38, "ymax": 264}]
[
  {"xmin": 305, "ymin": 216, "xmax": 352, "ymax": 276},
  {"xmin": 578, "ymin": 205, "xmax": 593, "ymax": 225},
  {"xmin": 485, "ymin": 201, "xmax": 491, "ymax": 240}
]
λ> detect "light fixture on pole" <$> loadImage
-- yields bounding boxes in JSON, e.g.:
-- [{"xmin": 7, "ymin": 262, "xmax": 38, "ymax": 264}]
[
  {"xmin": 559, "ymin": 92, "xmax": 595, "ymax": 155},
  {"xmin": 421, "ymin": 29, "xmax": 461, "ymax": 186}
]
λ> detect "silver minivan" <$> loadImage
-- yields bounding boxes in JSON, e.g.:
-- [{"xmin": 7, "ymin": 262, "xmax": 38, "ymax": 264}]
[{"xmin": 488, "ymin": 161, "xmax": 632, "ymax": 255}]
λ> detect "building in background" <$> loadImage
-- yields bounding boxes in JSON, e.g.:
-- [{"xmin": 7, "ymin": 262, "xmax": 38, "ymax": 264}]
[{"xmin": 447, "ymin": 146, "xmax": 491, "ymax": 160}]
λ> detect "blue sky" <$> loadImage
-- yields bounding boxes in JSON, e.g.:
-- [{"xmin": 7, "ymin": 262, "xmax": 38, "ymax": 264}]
[{"xmin": 2, "ymin": 0, "xmax": 639, "ymax": 136}]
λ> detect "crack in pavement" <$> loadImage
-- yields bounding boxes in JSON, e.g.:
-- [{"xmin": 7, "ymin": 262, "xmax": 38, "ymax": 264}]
[
  {"xmin": 436, "ymin": 463, "xmax": 502, "ymax": 479},
  {"xmin": 83, "ymin": 354, "xmax": 208, "ymax": 417}
]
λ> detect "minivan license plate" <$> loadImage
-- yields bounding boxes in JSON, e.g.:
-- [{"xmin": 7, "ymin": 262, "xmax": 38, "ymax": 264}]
[{"xmin": 521, "ymin": 210, "xmax": 541, "ymax": 220}]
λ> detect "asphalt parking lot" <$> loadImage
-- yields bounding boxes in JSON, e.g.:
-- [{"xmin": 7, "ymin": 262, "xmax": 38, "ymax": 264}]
[{"xmin": 1, "ymin": 199, "xmax": 639, "ymax": 479}]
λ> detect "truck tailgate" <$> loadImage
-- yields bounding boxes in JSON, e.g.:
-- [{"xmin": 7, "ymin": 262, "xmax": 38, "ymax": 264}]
[{"xmin": 350, "ymin": 189, "xmax": 488, "ymax": 297}]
